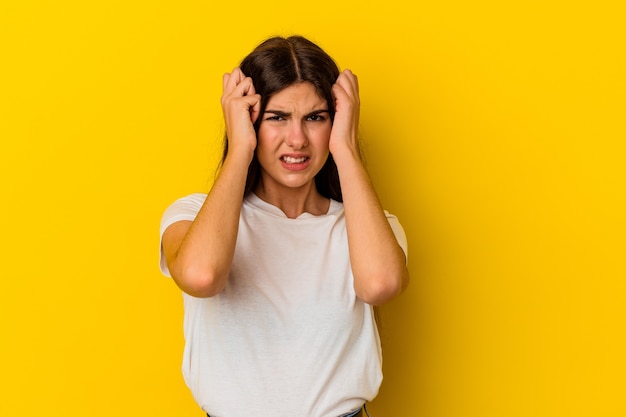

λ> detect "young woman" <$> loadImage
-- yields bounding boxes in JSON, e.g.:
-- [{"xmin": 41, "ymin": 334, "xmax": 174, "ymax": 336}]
[{"xmin": 159, "ymin": 35, "xmax": 409, "ymax": 417}]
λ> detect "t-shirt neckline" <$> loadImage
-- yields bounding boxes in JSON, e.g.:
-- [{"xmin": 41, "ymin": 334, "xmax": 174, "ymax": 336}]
[{"xmin": 245, "ymin": 192, "xmax": 341, "ymax": 219}]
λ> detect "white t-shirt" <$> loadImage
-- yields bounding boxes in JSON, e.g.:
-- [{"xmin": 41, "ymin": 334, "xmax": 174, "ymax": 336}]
[{"xmin": 159, "ymin": 193, "xmax": 408, "ymax": 417}]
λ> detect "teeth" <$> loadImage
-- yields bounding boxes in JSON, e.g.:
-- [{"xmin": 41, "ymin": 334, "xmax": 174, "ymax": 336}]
[{"xmin": 283, "ymin": 156, "xmax": 307, "ymax": 164}]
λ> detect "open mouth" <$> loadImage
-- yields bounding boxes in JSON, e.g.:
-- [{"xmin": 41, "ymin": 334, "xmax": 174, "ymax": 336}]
[{"xmin": 281, "ymin": 156, "xmax": 309, "ymax": 164}]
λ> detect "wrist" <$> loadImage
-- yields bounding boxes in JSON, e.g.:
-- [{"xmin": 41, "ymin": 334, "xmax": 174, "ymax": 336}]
[
  {"xmin": 330, "ymin": 141, "xmax": 361, "ymax": 166},
  {"xmin": 224, "ymin": 145, "xmax": 255, "ymax": 168}
]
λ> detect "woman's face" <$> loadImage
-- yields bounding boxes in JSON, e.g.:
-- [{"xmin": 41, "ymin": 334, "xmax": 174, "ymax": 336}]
[{"xmin": 256, "ymin": 82, "xmax": 332, "ymax": 193}]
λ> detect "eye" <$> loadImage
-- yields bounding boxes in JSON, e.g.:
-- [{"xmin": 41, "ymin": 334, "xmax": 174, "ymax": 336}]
[
  {"xmin": 307, "ymin": 114, "xmax": 326, "ymax": 122},
  {"xmin": 265, "ymin": 115, "xmax": 284, "ymax": 121}
]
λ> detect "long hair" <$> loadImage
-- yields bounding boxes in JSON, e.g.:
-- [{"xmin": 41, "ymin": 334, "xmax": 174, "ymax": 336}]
[{"xmin": 220, "ymin": 35, "xmax": 343, "ymax": 202}]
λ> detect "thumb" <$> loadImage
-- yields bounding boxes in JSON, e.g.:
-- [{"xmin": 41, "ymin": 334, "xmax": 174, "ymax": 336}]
[{"xmin": 248, "ymin": 94, "xmax": 262, "ymax": 124}]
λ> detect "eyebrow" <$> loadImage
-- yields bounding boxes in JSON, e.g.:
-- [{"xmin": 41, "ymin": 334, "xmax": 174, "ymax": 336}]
[{"xmin": 264, "ymin": 109, "xmax": 330, "ymax": 118}]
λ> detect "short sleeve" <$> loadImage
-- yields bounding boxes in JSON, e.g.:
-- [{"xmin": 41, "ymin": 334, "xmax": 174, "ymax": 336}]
[
  {"xmin": 159, "ymin": 193, "xmax": 207, "ymax": 277},
  {"xmin": 384, "ymin": 211, "xmax": 408, "ymax": 265}
]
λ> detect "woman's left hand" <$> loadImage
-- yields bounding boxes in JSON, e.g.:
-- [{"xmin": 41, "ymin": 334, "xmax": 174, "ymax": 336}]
[
  {"xmin": 329, "ymin": 70, "xmax": 410, "ymax": 305},
  {"xmin": 329, "ymin": 69, "xmax": 361, "ymax": 159}
]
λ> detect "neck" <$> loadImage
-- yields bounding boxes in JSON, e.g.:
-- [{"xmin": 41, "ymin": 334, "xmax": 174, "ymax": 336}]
[{"xmin": 253, "ymin": 180, "xmax": 329, "ymax": 219}]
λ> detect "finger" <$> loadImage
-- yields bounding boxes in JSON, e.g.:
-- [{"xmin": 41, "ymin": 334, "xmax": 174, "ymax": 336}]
[
  {"xmin": 244, "ymin": 80, "xmax": 260, "ymax": 120},
  {"xmin": 337, "ymin": 70, "xmax": 359, "ymax": 98},
  {"xmin": 249, "ymin": 94, "xmax": 262, "ymax": 124},
  {"xmin": 224, "ymin": 76, "xmax": 253, "ymax": 102},
  {"xmin": 235, "ymin": 76, "xmax": 256, "ymax": 97},
  {"xmin": 332, "ymin": 82, "xmax": 349, "ymax": 106},
  {"xmin": 334, "ymin": 73, "xmax": 353, "ymax": 101},
  {"xmin": 231, "ymin": 67, "xmax": 244, "ymax": 83},
  {"xmin": 245, "ymin": 78, "xmax": 257, "ymax": 98},
  {"xmin": 347, "ymin": 70, "xmax": 359, "ymax": 95},
  {"xmin": 224, "ymin": 67, "xmax": 244, "ymax": 92}
]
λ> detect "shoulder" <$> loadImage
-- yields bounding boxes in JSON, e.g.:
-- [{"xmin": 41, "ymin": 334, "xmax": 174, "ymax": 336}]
[
  {"xmin": 165, "ymin": 193, "xmax": 207, "ymax": 213},
  {"xmin": 383, "ymin": 209, "xmax": 408, "ymax": 262},
  {"xmin": 160, "ymin": 193, "xmax": 207, "ymax": 235}
]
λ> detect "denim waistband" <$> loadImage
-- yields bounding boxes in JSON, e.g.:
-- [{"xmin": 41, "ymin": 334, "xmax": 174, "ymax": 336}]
[
  {"xmin": 340, "ymin": 407, "xmax": 363, "ymax": 417},
  {"xmin": 207, "ymin": 406, "xmax": 364, "ymax": 417}
]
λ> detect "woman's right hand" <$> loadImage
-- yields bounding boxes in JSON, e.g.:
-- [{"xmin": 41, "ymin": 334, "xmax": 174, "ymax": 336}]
[
  {"xmin": 221, "ymin": 67, "xmax": 261, "ymax": 161},
  {"xmin": 163, "ymin": 69, "xmax": 260, "ymax": 298}
]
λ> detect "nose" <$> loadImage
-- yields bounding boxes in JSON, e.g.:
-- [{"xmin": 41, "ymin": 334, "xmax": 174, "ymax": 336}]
[{"xmin": 285, "ymin": 122, "xmax": 308, "ymax": 150}]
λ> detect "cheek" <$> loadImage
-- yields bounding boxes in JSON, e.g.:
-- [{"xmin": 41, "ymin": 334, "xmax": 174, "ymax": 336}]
[
  {"xmin": 316, "ymin": 126, "xmax": 332, "ymax": 147},
  {"xmin": 256, "ymin": 127, "xmax": 276, "ymax": 149}
]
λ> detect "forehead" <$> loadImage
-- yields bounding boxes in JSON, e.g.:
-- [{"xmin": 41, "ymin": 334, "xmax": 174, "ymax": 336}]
[{"xmin": 266, "ymin": 82, "xmax": 327, "ymax": 110}]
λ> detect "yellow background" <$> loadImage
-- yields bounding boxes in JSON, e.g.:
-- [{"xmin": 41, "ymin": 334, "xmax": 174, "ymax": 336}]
[{"xmin": 1, "ymin": 0, "xmax": 624, "ymax": 416}]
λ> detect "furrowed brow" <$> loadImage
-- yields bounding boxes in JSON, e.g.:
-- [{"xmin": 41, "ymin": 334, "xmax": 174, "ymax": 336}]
[
  {"xmin": 305, "ymin": 109, "xmax": 330, "ymax": 117},
  {"xmin": 264, "ymin": 110, "xmax": 291, "ymax": 117}
]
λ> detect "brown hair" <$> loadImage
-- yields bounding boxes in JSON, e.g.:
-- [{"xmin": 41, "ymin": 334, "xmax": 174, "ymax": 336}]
[{"xmin": 220, "ymin": 35, "xmax": 343, "ymax": 201}]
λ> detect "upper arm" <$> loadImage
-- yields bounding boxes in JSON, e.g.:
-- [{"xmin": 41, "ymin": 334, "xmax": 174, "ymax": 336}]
[
  {"xmin": 161, "ymin": 220, "xmax": 193, "ymax": 278},
  {"xmin": 386, "ymin": 212, "xmax": 408, "ymax": 264}
]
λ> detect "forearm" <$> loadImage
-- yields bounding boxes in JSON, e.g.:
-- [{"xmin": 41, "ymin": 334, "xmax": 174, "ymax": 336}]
[
  {"xmin": 334, "ymin": 149, "xmax": 409, "ymax": 305},
  {"xmin": 165, "ymin": 67, "xmax": 261, "ymax": 297},
  {"xmin": 169, "ymin": 151, "xmax": 251, "ymax": 297}
]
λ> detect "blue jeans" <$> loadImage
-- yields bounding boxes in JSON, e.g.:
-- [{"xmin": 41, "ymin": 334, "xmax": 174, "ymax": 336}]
[
  {"xmin": 207, "ymin": 404, "xmax": 367, "ymax": 417},
  {"xmin": 340, "ymin": 406, "xmax": 365, "ymax": 417}
]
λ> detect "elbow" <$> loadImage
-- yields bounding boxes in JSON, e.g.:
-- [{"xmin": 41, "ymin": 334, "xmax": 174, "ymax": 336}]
[
  {"xmin": 355, "ymin": 267, "xmax": 409, "ymax": 306},
  {"xmin": 173, "ymin": 265, "xmax": 228, "ymax": 298}
]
